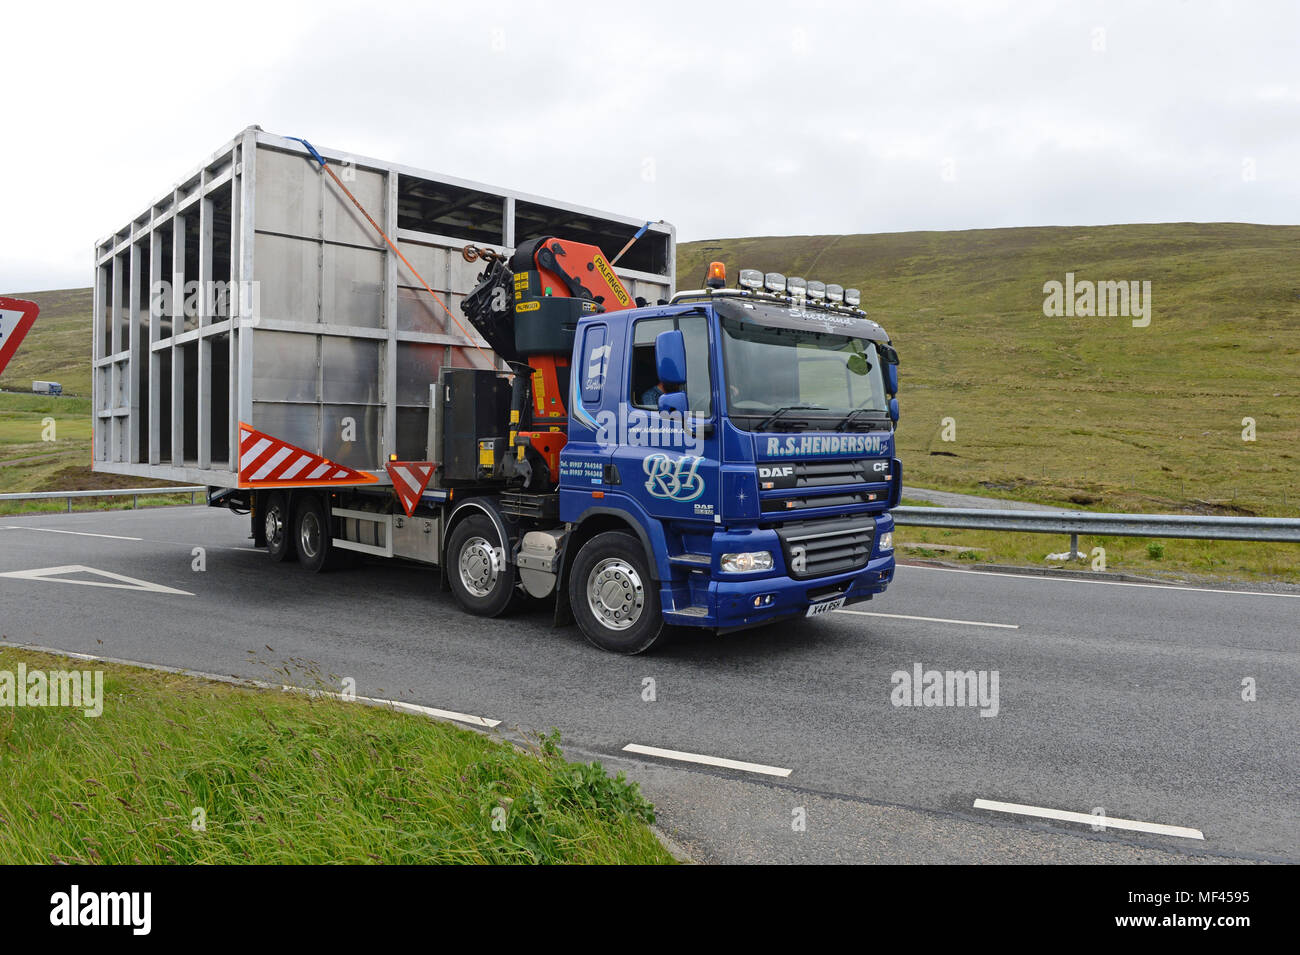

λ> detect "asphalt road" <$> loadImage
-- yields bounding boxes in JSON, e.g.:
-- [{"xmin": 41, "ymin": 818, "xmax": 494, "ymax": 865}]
[{"xmin": 1, "ymin": 505, "xmax": 1295, "ymax": 864}]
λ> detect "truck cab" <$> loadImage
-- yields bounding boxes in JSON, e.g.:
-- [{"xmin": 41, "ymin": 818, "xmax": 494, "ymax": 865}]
[{"xmin": 548, "ymin": 268, "xmax": 900, "ymax": 652}]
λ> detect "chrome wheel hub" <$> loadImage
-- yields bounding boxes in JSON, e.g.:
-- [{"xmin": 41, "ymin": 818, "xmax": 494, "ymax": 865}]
[
  {"xmin": 265, "ymin": 507, "xmax": 285, "ymax": 547},
  {"xmin": 459, "ymin": 536, "xmax": 501, "ymax": 598},
  {"xmin": 586, "ymin": 558, "xmax": 645, "ymax": 631}
]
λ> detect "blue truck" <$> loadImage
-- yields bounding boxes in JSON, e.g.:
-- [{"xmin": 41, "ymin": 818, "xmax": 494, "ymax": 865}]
[
  {"xmin": 93, "ymin": 130, "xmax": 899, "ymax": 654},
  {"xmin": 218, "ymin": 238, "xmax": 902, "ymax": 654},
  {"xmin": 427, "ymin": 241, "xmax": 902, "ymax": 652}
]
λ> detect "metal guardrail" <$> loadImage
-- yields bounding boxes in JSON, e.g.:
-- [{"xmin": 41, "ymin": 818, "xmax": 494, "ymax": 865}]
[
  {"xmin": 0, "ymin": 486, "xmax": 204, "ymax": 512},
  {"xmin": 1, "ymin": 489, "xmax": 1297, "ymax": 543},
  {"xmin": 892, "ymin": 505, "xmax": 1300, "ymax": 544}
]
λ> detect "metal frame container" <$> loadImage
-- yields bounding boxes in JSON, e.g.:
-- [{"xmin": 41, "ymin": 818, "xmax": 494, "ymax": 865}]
[{"xmin": 92, "ymin": 126, "xmax": 676, "ymax": 487}]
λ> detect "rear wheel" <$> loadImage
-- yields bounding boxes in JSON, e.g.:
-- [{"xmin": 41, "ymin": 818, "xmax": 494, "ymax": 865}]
[
  {"xmin": 264, "ymin": 491, "xmax": 295, "ymax": 563},
  {"xmin": 446, "ymin": 514, "xmax": 517, "ymax": 617},
  {"xmin": 294, "ymin": 494, "xmax": 333, "ymax": 573},
  {"xmin": 569, "ymin": 531, "xmax": 664, "ymax": 654}
]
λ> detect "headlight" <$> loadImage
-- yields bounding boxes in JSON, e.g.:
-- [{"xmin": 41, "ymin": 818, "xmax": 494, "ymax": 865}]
[
  {"xmin": 720, "ymin": 551, "xmax": 774, "ymax": 573},
  {"xmin": 877, "ymin": 532, "xmax": 893, "ymax": 552}
]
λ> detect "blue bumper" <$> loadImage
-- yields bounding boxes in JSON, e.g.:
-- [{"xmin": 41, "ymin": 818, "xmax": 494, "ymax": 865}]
[{"xmin": 663, "ymin": 552, "xmax": 895, "ymax": 631}]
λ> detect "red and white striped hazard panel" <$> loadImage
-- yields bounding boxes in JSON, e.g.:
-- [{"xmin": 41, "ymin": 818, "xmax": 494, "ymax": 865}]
[
  {"xmin": 237, "ymin": 422, "xmax": 378, "ymax": 489},
  {"xmin": 385, "ymin": 461, "xmax": 436, "ymax": 517}
]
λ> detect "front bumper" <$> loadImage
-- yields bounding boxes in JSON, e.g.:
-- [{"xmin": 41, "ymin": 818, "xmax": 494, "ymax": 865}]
[{"xmin": 662, "ymin": 552, "xmax": 895, "ymax": 630}]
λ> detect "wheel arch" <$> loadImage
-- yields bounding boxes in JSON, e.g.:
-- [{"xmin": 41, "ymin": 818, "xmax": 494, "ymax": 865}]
[
  {"xmin": 558, "ymin": 508, "xmax": 660, "ymax": 597},
  {"xmin": 441, "ymin": 496, "xmax": 514, "ymax": 592}
]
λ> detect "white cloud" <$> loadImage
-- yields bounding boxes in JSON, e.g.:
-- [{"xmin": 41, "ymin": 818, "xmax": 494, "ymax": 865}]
[{"xmin": 2, "ymin": 0, "xmax": 1297, "ymax": 291}]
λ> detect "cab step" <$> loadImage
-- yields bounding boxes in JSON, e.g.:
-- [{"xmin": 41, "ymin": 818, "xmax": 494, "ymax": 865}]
[{"xmin": 665, "ymin": 605, "xmax": 709, "ymax": 620}]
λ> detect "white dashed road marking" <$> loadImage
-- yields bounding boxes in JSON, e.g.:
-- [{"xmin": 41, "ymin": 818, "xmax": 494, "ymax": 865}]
[
  {"xmin": 837, "ymin": 609, "xmax": 1018, "ymax": 629},
  {"xmin": 623, "ymin": 743, "xmax": 792, "ymax": 778},
  {"xmin": 973, "ymin": 798, "xmax": 1205, "ymax": 840},
  {"xmin": 1, "ymin": 525, "xmax": 142, "ymax": 541}
]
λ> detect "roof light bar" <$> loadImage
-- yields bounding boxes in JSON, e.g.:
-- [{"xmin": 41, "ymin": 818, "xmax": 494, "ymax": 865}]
[
  {"xmin": 844, "ymin": 288, "xmax": 861, "ymax": 307},
  {"xmin": 825, "ymin": 283, "xmax": 844, "ymax": 304},
  {"xmin": 764, "ymin": 271, "xmax": 786, "ymax": 293},
  {"xmin": 807, "ymin": 280, "xmax": 826, "ymax": 301},
  {"xmin": 738, "ymin": 269, "xmax": 763, "ymax": 290}
]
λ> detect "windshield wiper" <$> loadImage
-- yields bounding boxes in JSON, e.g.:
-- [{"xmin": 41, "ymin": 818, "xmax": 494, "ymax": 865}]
[
  {"xmin": 836, "ymin": 407, "xmax": 888, "ymax": 430},
  {"xmin": 756, "ymin": 404, "xmax": 828, "ymax": 431}
]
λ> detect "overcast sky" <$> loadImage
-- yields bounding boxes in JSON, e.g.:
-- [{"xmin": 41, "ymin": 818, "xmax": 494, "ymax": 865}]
[{"xmin": 3, "ymin": 0, "xmax": 1296, "ymax": 291}]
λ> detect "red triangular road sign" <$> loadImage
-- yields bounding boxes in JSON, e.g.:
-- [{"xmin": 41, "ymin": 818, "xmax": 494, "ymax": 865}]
[
  {"xmin": 385, "ymin": 461, "xmax": 436, "ymax": 516},
  {"xmin": 237, "ymin": 422, "xmax": 378, "ymax": 489},
  {"xmin": 0, "ymin": 297, "xmax": 40, "ymax": 378}
]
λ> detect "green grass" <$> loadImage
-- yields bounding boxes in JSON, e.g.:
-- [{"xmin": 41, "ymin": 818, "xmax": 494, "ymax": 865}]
[{"xmin": 0, "ymin": 648, "xmax": 672, "ymax": 865}]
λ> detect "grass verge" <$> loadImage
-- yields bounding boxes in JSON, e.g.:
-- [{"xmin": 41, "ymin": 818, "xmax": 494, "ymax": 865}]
[{"xmin": 0, "ymin": 648, "xmax": 673, "ymax": 865}]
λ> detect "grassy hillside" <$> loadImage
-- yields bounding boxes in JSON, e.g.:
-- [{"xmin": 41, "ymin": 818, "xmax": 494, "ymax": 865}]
[
  {"xmin": 0, "ymin": 288, "xmax": 93, "ymax": 397},
  {"xmin": 680, "ymin": 223, "xmax": 1300, "ymax": 519}
]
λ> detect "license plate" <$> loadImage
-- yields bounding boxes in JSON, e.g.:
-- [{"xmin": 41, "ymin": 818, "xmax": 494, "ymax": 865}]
[{"xmin": 805, "ymin": 597, "xmax": 845, "ymax": 617}]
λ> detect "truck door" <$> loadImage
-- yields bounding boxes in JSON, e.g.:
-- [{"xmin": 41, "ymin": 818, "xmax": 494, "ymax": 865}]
[{"xmin": 612, "ymin": 311, "xmax": 720, "ymax": 528}]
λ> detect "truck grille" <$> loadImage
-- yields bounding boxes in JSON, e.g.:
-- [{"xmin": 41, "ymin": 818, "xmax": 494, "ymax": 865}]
[
  {"xmin": 793, "ymin": 459, "xmax": 886, "ymax": 487},
  {"xmin": 759, "ymin": 457, "xmax": 892, "ymax": 512},
  {"xmin": 776, "ymin": 519, "xmax": 875, "ymax": 580}
]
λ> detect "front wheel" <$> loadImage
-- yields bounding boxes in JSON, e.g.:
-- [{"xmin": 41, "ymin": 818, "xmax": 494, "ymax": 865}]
[
  {"xmin": 446, "ymin": 514, "xmax": 517, "ymax": 617},
  {"xmin": 569, "ymin": 531, "xmax": 664, "ymax": 654}
]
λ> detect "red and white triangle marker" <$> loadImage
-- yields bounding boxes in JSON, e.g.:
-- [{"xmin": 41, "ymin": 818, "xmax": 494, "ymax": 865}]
[
  {"xmin": 0, "ymin": 297, "xmax": 40, "ymax": 378},
  {"xmin": 385, "ymin": 461, "xmax": 436, "ymax": 516},
  {"xmin": 237, "ymin": 422, "xmax": 378, "ymax": 489}
]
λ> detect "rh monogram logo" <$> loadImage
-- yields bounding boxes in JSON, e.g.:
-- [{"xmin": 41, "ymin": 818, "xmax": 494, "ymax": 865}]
[{"xmin": 643, "ymin": 454, "xmax": 706, "ymax": 502}]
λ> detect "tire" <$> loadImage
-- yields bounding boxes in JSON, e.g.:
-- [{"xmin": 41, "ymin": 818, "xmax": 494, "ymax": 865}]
[
  {"xmin": 294, "ymin": 493, "xmax": 334, "ymax": 574},
  {"xmin": 264, "ymin": 491, "xmax": 295, "ymax": 563},
  {"xmin": 446, "ymin": 514, "xmax": 517, "ymax": 617},
  {"xmin": 568, "ymin": 531, "xmax": 664, "ymax": 654}
]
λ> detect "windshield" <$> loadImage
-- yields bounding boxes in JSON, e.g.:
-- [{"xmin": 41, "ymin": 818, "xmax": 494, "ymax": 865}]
[{"xmin": 719, "ymin": 315, "xmax": 890, "ymax": 430}]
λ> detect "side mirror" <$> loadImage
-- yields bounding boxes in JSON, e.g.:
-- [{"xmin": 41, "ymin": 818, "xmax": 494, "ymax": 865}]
[
  {"xmin": 658, "ymin": 391, "xmax": 688, "ymax": 418},
  {"xmin": 878, "ymin": 343, "xmax": 899, "ymax": 395},
  {"xmin": 888, "ymin": 397, "xmax": 899, "ymax": 423},
  {"xmin": 655, "ymin": 329, "xmax": 687, "ymax": 385}
]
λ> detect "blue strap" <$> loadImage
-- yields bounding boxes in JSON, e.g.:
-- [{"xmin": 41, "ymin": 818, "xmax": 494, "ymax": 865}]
[{"xmin": 286, "ymin": 136, "xmax": 327, "ymax": 168}]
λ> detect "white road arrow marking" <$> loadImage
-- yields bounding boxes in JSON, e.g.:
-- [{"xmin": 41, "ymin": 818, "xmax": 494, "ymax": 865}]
[{"xmin": 0, "ymin": 564, "xmax": 193, "ymax": 595}]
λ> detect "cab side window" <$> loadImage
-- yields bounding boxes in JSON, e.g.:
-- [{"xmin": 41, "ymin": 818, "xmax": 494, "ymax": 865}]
[
  {"xmin": 629, "ymin": 314, "xmax": 713, "ymax": 415},
  {"xmin": 630, "ymin": 318, "xmax": 672, "ymax": 408}
]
